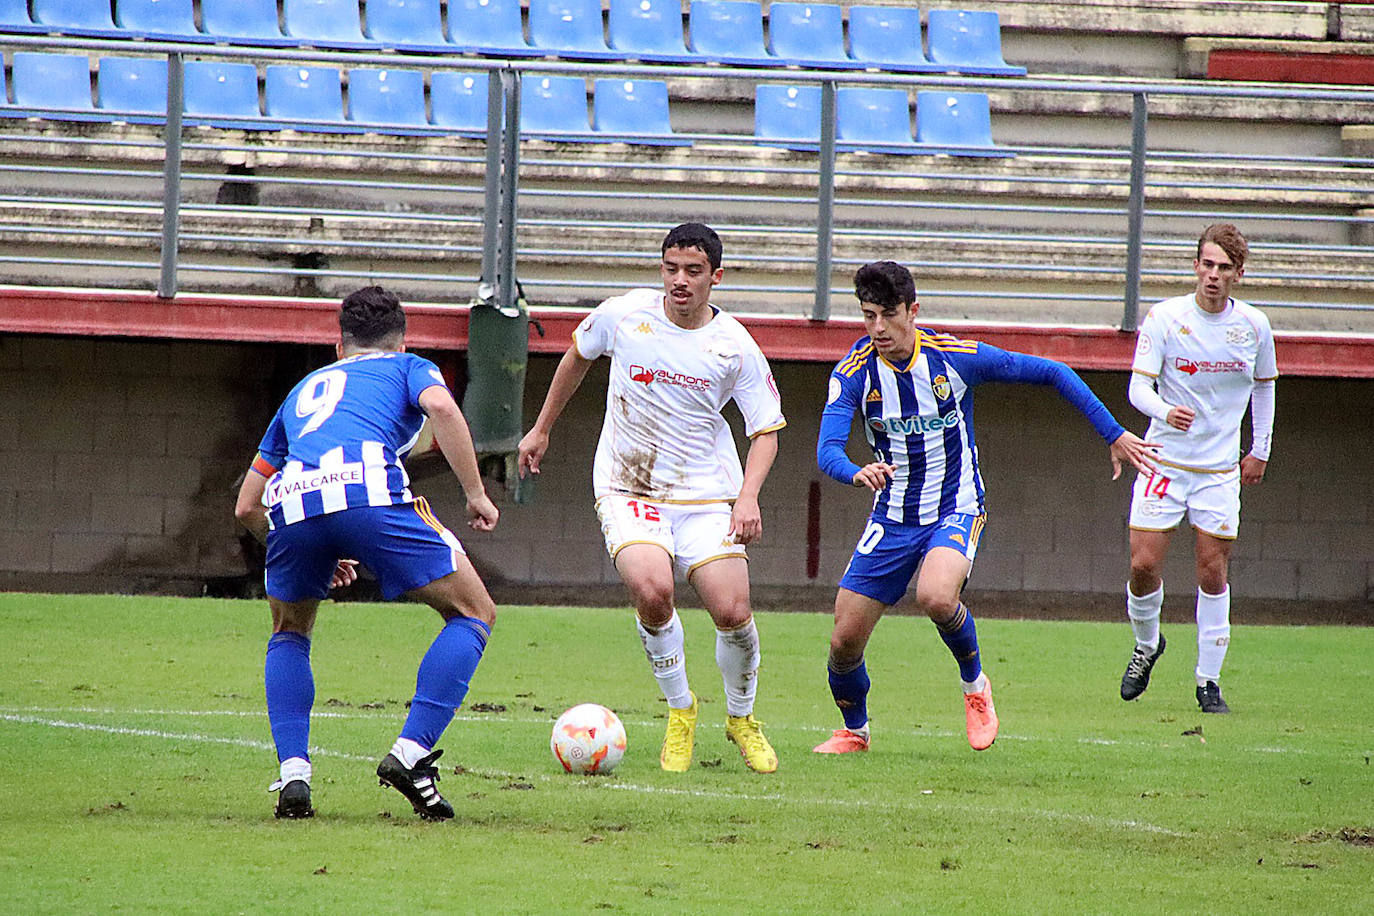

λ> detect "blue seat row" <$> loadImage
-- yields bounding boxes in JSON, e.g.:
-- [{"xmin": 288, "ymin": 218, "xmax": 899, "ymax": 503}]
[{"xmin": 0, "ymin": 1, "xmax": 1024, "ymax": 76}]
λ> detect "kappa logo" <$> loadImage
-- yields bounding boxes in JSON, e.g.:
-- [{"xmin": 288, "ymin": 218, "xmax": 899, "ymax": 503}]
[
  {"xmin": 931, "ymin": 374, "xmax": 951, "ymax": 401},
  {"xmin": 1179, "ymin": 325, "xmax": 1193, "ymax": 336},
  {"xmin": 634, "ymin": 322, "xmax": 653, "ymax": 335},
  {"xmin": 865, "ymin": 389, "xmax": 883, "ymax": 403}
]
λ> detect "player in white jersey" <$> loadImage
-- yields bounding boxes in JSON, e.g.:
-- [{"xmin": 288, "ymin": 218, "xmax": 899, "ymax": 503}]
[
  {"xmin": 518, "ymin": 223, "xmax": 786, "ymax": 774},
  {"xmin": 1119, "ymin": 224, "xmax": 1277, "ymax": 713}
]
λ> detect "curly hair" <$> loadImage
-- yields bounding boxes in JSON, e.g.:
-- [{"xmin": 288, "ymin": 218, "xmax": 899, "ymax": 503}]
[
  {"xmin": 854, "ymin": 261, "xmax": 916, "ymax": 309},
  {"xmin": 339, "ymin": 286, "xmax": 406, "ymax": 347}
]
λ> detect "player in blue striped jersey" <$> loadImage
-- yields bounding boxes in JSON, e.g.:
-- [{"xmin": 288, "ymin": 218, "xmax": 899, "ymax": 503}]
[
  {"xmin": 235, "ymin": 286, "xmax": 499, "ymax": 820},
  {"xmin": 812, "ymin": 262, "xmax": 1156, "ymax": 754}
]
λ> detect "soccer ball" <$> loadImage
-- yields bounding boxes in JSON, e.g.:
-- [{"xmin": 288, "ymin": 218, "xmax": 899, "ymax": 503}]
[{"xmin": 550, "ymin": 703, "xmax": 627, "ymax": 775}]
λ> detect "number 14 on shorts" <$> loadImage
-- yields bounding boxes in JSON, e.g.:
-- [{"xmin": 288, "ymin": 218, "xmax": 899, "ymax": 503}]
[{"xmin": 1141, "ymin": 468, "xmax": 1171, "ymax": 498}]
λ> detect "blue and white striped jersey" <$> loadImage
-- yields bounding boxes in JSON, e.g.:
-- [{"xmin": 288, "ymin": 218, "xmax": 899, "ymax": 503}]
[
  {"xmin": 817, "ymin": 329, "xmax": 1125, "ymax": 526},
  {"xmin": 254, "ymin": 351, "xmax": 449, "ymax": 528}
]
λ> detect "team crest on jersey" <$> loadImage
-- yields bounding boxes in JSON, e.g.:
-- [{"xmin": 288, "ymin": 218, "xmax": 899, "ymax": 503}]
[
  {"xmin": 931, "ymin": 374, "xmax": 951, "ymax": 401},
  {"xmin": 1226, "ymin": 327, "xmax": 1253, "ymax": 344},
  {"xmin": 865, "ymin": 389, "xmax": 883, "ymax": 403},
  {"xmin": 635, "ymin": 322, "xmax": 653, "ymax": 335}
]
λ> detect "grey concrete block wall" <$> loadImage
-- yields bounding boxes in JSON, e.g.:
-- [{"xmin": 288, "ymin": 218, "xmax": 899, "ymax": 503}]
[{"xmin": 0, "ymin": 334, "xmax": 1370, "ymax": 608}]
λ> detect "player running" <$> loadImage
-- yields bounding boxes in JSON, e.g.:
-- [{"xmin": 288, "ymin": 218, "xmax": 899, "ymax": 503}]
[
  {"xmin": 1119, "ymin": 224, "xmax": 1277, "ymax": 713},
  {"xmin": 518, "ymin": 223, "xmax": 786, "ymax": 774},
  {"xmin": 235, "ymin": 286, "xmax": 499, "ymax": 820},
  {"xmin": 814, "ymin": 261, "xmax": 1155, "ymax": 754}
]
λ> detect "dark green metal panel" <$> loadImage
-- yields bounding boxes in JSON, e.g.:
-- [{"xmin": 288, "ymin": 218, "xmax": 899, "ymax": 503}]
[{"xmin": 462, "ymin": 292, "xmax": 529, "ymax": 456}]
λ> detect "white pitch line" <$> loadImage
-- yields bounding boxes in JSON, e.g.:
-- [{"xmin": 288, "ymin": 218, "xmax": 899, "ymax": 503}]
[{"xmin": 3, "ymin": 711, "xmax": 1190, "ymax": 837}]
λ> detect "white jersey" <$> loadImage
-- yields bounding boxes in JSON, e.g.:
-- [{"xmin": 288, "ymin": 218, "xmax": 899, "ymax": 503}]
[
  {"xmin": 573, "ymin": 288, "xmax": 786, "ymax": 503},
  {"xmin": 1131, "ymin": 294, "xmax": 1277, "ymax": 471}
]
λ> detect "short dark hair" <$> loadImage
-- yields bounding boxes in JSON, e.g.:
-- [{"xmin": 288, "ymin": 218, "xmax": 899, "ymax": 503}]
[
  {"xmin": 1197, "ymin": 223, "xmax": 1248, "ymax": 270},
  {"xmin": 854, "ymin": 261, "xmax": 916, "ymax": 309},
  {"xmin": 339, "ymin": 286, "xmax": 406, "ymax": 348},
  {"xmin": 662, "ymin": 222, "xmax": 723, "ymax": 270}
]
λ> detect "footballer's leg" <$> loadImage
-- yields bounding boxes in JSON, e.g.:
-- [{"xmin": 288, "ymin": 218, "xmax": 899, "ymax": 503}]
[
  {"xmin": 1193, "ymin": 529, "xmax": 1234, "ymax": 713},
  {"xmin": 266, "ymin": 596, "xmax": 320, "ymax": 818},
  {"xmin": 915, "ymin": 546, "xmax": 997, "ymax": 750},
  {"xmin": 1123, "ymin": 527, "xmax": 1172, "ymax": 700},
  {"xmin": 814, "ymin": 587, "xmax": 885, "ymax": 754},
  {"xmin": 692, "ymin": 556, "xmax": 777, "ymax": 774}
]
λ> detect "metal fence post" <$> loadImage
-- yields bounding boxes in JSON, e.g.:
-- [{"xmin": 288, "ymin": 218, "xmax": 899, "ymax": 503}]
[
  {"xmin": 497, "ymin": 70, "xmax": 521, "ymax": 313},
  {"xmin": 1121, "ymin": 91, "xmax": 1149, "ymax": 331},
  {"xmin": 156, "ymin": 52, "xmax": 184, "ymax": 299},
  {"xmin": 811, "ymin": 80, "xmax": 837, "ymax": 322},
  {"xmin": 478, "ymin": 68, "xmax": 504, "ymax": 302}
]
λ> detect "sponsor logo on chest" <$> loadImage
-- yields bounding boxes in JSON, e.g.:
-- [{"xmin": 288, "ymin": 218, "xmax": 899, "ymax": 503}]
[
  {"xmin": 628, "ymin": 364, "xmax": 713, "ymax": 392},
  {"xmin": 870, "ymin": 411, "xmax": 958, "ymax": 435},
  {"xmin": 1175, "ymin": 357, "xmax": 1247, "ymax": 376}
]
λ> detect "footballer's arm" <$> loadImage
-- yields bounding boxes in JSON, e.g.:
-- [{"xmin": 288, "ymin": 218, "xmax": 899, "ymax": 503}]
[
  {"xmin": 419, "ymin": 385, "xmax": 499, "ymax": 532},
  {"xmin": 731, "ymin": 429, "xmax": 779, "ymax": 545},
  {"xmin": 234, "ymin": 467, "xmax": 271, "ymax": 546}
]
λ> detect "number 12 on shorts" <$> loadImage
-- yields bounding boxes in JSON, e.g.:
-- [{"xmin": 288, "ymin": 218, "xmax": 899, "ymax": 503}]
[{"xmin": 626, "ymin": 500, "xmax": 661, "ymax": 522}]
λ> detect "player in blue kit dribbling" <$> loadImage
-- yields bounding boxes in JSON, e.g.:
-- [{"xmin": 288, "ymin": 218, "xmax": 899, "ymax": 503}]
[
  {"xmin": 235, "ymin": 286, "xmax": 499, "ymax": 820},
  {"xmin": 813, "ymin": 262, "xmax": 1156, "ymax": 754}
]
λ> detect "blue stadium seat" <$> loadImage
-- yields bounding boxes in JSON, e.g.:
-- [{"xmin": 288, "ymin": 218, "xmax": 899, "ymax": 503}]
[
  {"xmin": 31, "ymin": 0, "xmax": 121, "ymax": 35},
  {"xmin": 365, "ymin": 0, "xmax": 449, "ymax": 51},
  {"xmin": 97, "ymin": 56, "xmax": 169, "ymax": 121},
  {"xmin": 915, "ymin": 90, "xmax": 1011, "ymax": 157},
  {"xmin": 606, "ymin": 0, "xmax": 695, "ymax": 63},
  {"xmin": 529, "ymin": 0, "xmax": 620, "ymax": 60},
  {"xmin": 200, "ymin": 0, "xmax": 294, "ymax": 46},
  {"xmin": 688, "ymin": 0, "xmax": 775, "ymax": 66},
  {"xmin": 925, "ymin": 9, "xmax": 1026, "ymax": 76},
  {"xmin": 520, "ymin": 75, "xmax": 594, "ymax": 140},
  {"xmin": 592, "ymin": 78, "xmax": 689, "ymax": 146},
  {"xmin": 430, "ymin": 71, "xmax": 491, "ymax": 133},
  {"xmin": 265, "ymin": 65, "xmax": 348, "ymax": 129},
  {"xmin": 183, "ymin": 60, "xmax": 263, "ymax": 127},
  {"xmin": 447, "ymin": 0, "xmax": 538, "ymax": 56},
  {"xmin": 847, "ymin": 5, "xmax": 938, "ymax": 72},
  {"xmin": 115, "ymin": 0, "xmax": 205, "ymax": 40},
  {"xmin": 752, "ymin": 84, "xmax": 820, "ymax": 150},
  {"xmin": 282, "ymin": 0, "xmax": 369, "ymax": 48},
  {"xmin": 766, "ymin": 2, "xmax": 861, "ymax": 69},
  {"xmin": 836, "ymin": 86, "xmax": 918, "ymax": 153},
  {"xmin": 8, "ymin": 52, "xmax": 99, "ymax": 120},
  {"xmin": 347, "ymin": 67, "xmax": 430, "ymax": 132},
  {"xmin": 0, "ymin": 0, "xmax": 46, "ymax": 33}
]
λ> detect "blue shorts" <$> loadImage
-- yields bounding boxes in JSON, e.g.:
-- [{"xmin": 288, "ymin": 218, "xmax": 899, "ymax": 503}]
[
  {"xmin": 838, "ymin": 512, "xmax": 986, "ymax": 607},
  {"xmin": 265, "ymin": 497, "xmax": 466, "ymax": 602}
]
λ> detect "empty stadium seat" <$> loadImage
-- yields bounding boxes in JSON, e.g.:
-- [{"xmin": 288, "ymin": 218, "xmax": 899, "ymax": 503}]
[
  {"xmin": 766, "ymin": 2, "xmax": 861, "ymax": 69},
  {"xmin": 447, "ymin": 0, "xmax": 538, "ymax": 56},
  {"xmin": 529, "ymin": 0, "xmax": 620, "ymax": 59},
  {"xmin": 753, "ymin": 84, "xmax": 820, "ymax": 149},
  {"xmin": 430, "ymin": 70, "xmax": 491, "ymax": 133},
  {"xmin": 925, "ymin": 9, "xmax": 1026, "ymax": 76},
  {"xmin": 364, "ymin": 0, "xmax": 449, "ymax": 51},
  {"xmin": 183, "ymin": 60, "xmax": 262, "ymax": 126},
  {"xmin": 592, "ymin": 78, "xmax": 689, "ymax": 145},
  {"xmin": 688, "ymin": 0, "xmax": 775, "ymax": 66},
  {"xmin": 31, "ymin": 0, "xmax": 120, "ymax": 35},
  {"xmin": 914, "ymin": 90, "xmax": 1010, "ymax": 156},
  {"xmin": 0, "ymin": 0, "xmax": 42, "ymax": 33},
  {"xmin": 606, "ymin": 0, "xmax": 696, "ymax": 63},
  {"xmin": 265, "ymin": 65, "xmax": 347, "ymax": 128},
  {"xmin": 837, "ymin": 86, "xmax": 918, "ymax": 152},
  {"xmin": 282, "ymin": 0, "xmax": 369, "ymax": 48},
  {"xmin": 97, "ymin": 56, "xmax": 169, "ymax": 120},
  {"xmin": 847, "ymin": 5, "xmax": 938, "ymax": 72},
  {"xmin": 200, "ymin": 0, "xmax": 293, "ymax": 46},
  {"xmin": 520, "ymin": 75, "xmax": 594, "ymax": 139},
  {"xmin": 8, "ymin": 52, "xmax": 98, "ymax": 119},
  {"xmin": 115, "ymin": 0, "xmax": 204, "ymax": 40},
  {"xmin": 347, "ymin": 67, "xmax": 429, "ymax": 131}
]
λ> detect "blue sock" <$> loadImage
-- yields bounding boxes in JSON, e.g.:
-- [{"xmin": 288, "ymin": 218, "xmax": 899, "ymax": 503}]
[
  {"xmin": 265, "ymin": 631, "xmax": 314, "ymax": 763},
  {"xmin": 936, "ymin": 603, "xmax": 982, "ymax": 684},
  {"xmin": 400, "ymin": 616, "xmax": 491, "ymax": 750},
  {"xmin": 827, "ymin": 657, "xmax": 870, "ymax": 730}
]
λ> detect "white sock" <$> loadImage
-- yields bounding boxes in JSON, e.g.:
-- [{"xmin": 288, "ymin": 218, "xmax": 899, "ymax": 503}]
[
  {"xmin": 637, "ymin": 610, "xmax": 693, "ymax": 709},
  {"xmin": 390, "ymin": 736, "xmax": 430, "ymax": 770},
  {"xmin": 1195, "ymin": 586, "xmax": 1231, "ymax": 685},
  {"xmin": 715, "ymin": 616, "xmax": 760, "ymax": 718},
  {"xmin": 279, "ymin": 756, "xmax": 311, "ymax": 785},
  {"xmin": 1127, "ymin": 581, "xmax": 1163, "ymax": 650},
  {"xmin": 961, "ymin": 672, "xmax": 989, "ymax": 695}
]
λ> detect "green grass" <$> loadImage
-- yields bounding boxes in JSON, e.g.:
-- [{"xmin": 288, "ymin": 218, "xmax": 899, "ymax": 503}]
[{"xmin": 2, "ymin": 593, "xmax": 1371, "ymax": 914}]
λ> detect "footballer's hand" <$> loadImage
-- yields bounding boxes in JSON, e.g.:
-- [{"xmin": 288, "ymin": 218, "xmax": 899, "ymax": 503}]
[
  {"xmin": 1166, "ymin": 405, "xmax": 1196, "ymax": 431},
  {"xmin": 467, "ymin": 491, "xmax": 500, "ymax": 531},
  {"xmin": 852, "ymin": 462, "xmax": 897, "ymax": 492},
  {"xmin": 329, "ymin": 559, "xmax": 359, "ymax": 590},
  {"xmin": 1240, "ymin": 453, "xmax": 1267, "ymax": 485},
  {"xmin": 1109, "ymin": 431, "xmax": 1158, "ymax": 480},
  {"xmin": 517, "ymin": 429, "xmax": 548, "ymax": 478},
  {"xmin": 729, "ymin": 494, "xmax": 763, "ymax": 545}
]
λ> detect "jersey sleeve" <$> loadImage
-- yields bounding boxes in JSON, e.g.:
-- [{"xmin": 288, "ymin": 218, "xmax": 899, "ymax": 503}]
[
  {"xmin": 1130, "ymin": 307, "xmax": 1166, "ymax": 378},
  {"xmin": 731, "ymin": 333, "xmax": 787, "ymax": 438},
  {"xmin": 255, "ymin": 409, "xmax": 289, "ymax": 472},
  {"xmin": 406, "ymin": 354, "xmax": 450, "ymax": 408},
  {"xmin": 815, "ymin": 349, "xmax": 867, "ymax": 485},
  {"xmin": 955, "ymin": 343, "xmax": 1125, "ymax": 443},
  {"xmin": 572, "ymin": 291, "xmax": 646, "ymax": 360},
  {"xmin": 1253, "ymin": 311, "xmax": 1278, "ymax": 381}
]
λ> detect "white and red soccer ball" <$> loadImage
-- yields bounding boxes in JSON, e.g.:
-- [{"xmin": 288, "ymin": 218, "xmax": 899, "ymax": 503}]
[{"xmin": 550, "ymin": 703, "xmax": 627, "ymax": 775}]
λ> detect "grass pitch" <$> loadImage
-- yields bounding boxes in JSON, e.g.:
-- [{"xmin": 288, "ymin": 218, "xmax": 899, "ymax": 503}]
[{"xmin": 1, "ymin": 593, "xmax": 1371, "ymax": 914}]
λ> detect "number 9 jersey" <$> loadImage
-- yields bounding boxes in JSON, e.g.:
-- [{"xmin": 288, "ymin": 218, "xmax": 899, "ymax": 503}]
[{"xmin": 252, "ymin": 352, "xmax": 449, "ymax": 528}]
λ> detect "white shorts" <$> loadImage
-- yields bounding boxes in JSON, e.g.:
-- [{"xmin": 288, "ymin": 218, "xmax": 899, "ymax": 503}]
[
  {"xmin": 1129, "ymin": 464, "xmax": 1241, "ymax": 540},
  {"xmin": 595, "ymin": 494, "xmax": 746, "ymax": 577}
]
